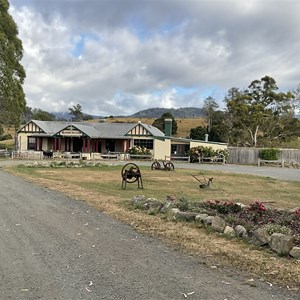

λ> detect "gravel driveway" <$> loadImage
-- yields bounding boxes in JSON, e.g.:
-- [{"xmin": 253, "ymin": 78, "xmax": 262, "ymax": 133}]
[{"xmin": 0, "ymin": 161, "xmax": 299, "ymax": 299}]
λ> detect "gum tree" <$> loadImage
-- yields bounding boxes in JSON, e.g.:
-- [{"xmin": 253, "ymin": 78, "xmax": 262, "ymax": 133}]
[
  {"xmin": 225, "ymin": 76, "xmax": 295, "ymax": 147},
  {"xmin": 0, "ymin": 0, "xmax": 26, "ymax": 131}
]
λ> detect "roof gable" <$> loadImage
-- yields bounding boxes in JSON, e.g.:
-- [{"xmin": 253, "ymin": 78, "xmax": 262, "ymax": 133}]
[
  {"xmin": 126, "ymin": 123, "xmax": 152, "ymax": 136},
  {"xmin": 55, "ymin": 124, "xmax": 86, "ymax": 137},
  {"xmin": 125, "ymin": 122, "xmax": 164, "ymax": 137},
  {"xmin": 17, "ymin": 120, "xmax": 46, "ymax": 134}
]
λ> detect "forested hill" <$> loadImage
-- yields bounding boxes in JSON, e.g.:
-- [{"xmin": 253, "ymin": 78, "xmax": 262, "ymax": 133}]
[{"xmin": 130, "ymin": 107, "xmax": 204, "ymax": 118}]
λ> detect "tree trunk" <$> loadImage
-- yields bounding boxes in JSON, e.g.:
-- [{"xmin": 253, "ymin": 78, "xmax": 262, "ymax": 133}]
[{"xmin": 248, "ymin": 125, "xmax": 260, "ymax": 147}]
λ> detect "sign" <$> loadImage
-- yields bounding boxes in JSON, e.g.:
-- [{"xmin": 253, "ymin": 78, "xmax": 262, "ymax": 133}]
[{"xmin": 60, "ymin": 130, "xmax": 82, "ymax": 136}]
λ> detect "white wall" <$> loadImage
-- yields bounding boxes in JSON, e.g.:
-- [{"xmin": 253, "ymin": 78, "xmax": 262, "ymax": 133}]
[
  {"xmin": 190, "ymin": 141, "xmax": 227, "ymax": 150},
  {"xmin": 153, "ymin": 138, "xmax": 171, "ymax": 160}
]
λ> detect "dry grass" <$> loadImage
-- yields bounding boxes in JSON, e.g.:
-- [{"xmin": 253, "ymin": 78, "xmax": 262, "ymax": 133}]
[
  {"xmin": 0, "ymin": 126, "xmax": 15, "ymax": 149},
  {"xmin": 0, "ymin": 139, "xmax": 14, "ymax": 147},
  {"xmin": 9, "ymin": 165, "xmax": 300, "ymax": 289}
]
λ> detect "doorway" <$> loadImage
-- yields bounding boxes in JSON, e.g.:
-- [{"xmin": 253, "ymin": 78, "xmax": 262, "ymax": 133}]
[{"xmin": 106, "ymin": 139, "xmax": 115, "ymax": 152}]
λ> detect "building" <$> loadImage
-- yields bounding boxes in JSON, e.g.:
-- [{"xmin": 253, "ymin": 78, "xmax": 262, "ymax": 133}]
[{"xmin": 17, "ymin": 119, "xmax": 227, "ymax": 160}]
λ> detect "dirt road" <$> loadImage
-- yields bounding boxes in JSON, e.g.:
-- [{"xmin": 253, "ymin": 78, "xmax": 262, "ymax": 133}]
[{"xmin": 0, "ymin": 168, "xmax": 298, "ymax": 299}]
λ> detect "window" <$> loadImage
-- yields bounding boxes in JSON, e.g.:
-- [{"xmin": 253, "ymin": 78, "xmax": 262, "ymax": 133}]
[
  {"xmin": 171, "ymin": 144, "xmax": 190, "ymax": 155},
  {"xmin": 171, "ymin": 144, "xmax": 177, "ymax": 155},
  {"xmin": 28, "ymin": 137, "xmax": 36, "ymax": 150},
  {"xmin": 133, "ymin": 139, "xmax": 153, "ymax": 149}
]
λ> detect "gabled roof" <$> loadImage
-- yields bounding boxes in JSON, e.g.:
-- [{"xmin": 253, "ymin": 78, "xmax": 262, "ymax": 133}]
[
  {"xmin": 18, "ymin": 120, "xmax": 165, "ymax": 138},
  {"xmin": 125, "ymin": 121, "xmax": 164, "ymax": 137}
]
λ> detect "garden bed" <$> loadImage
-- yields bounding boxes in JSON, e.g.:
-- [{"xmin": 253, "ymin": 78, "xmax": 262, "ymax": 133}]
[{"xmin": 132, "ymin": 196, "xmax": 300, "ymax": 254}]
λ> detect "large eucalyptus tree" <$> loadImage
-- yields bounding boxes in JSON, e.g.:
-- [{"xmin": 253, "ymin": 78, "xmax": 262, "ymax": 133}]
[
  {"xmin": 0, "ymin": 0, "xmax": 26, "ymax": 132},
  {"xmin": 225, "ymin": 76, "xmax": 295, "ymax": 147}
]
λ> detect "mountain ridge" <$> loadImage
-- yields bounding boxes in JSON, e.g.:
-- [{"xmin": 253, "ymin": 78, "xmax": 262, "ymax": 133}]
[
  {"xmin": 129, "ymin": 107, "xmax": 204, "ymax": 118},
  {"xmin": 52, "ymin": 107, "xmax": 204, "ymax": 120}
]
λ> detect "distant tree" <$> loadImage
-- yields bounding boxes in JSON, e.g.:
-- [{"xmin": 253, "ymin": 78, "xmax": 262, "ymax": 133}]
[
  {"xmin": 0, "ymin": 0, "xmax": 26, "ymax": 132},
  {"xmin": 189, "ymin": 97, "xmax": 220, "ymax": 141},
  {"xmin": 152, "ymin": 112, "xmax": 178, "ymax": 135},
  {"xmin": 68, "ymin": 104, "xmax": 84, "ymax": 121},
  {"xmin": 22, "ymin": 106, "xmax": 56, "ymax": 122},
  {"xmin": 259, "ymin": 114, "xmax": 300, "ymax": 147},
  {"xmin": 202, "ymin": 96, "xmax": 219, "ymax": 132},
  {"xmin": 189, "ymin": 110, "xmax": 229, "ymax": 143},
  {"xmin": 208, "ymin": 110, "xmax": 231, "ymax": 143},
  {"xmin": 31, "ymin": 108, "xmax": 56, "ymax": 121},
  {"xmin": 189, "ymin": 126, "xmax": 207, "ymax": 140},
  {"xmin": 225, "ymin": 76, "xmax": 295, "ymax": 147},
  {"xmin": 22, "ymin": 106, "xmax": 33, "ymax": 123},
  {"xmin": 83, "ymin": 114, "xmax": 94, "ymax": 121},
  {"xmin": 292, "ymin": 83, "xmax": 300, "ymax": 110}
]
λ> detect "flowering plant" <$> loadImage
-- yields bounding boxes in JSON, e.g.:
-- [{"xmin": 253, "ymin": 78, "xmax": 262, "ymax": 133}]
[
  {"xmin": 294, "ymin": 208, "xmax": 300, "ymax": 218},
  {"xmin": 128, "ymin": 146, "xmax": 151, "ymax": 155},
  {"xmin": 205, "ymin": 200, "xmax": 242, "ymax": 214},
  {"xmin": 188, "ymin": 146, "xmax": 229, "ymax": 163}
]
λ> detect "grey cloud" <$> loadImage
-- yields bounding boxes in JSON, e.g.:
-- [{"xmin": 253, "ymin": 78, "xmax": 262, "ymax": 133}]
[{"xmin": 9, "ymin": 0, "xmax": 300, "ymax": 115}]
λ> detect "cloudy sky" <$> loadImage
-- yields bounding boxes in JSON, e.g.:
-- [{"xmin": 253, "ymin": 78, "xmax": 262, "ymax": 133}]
[{"xmin": 9, "ymin": 0, "xmax": 300, "ymax": 116}]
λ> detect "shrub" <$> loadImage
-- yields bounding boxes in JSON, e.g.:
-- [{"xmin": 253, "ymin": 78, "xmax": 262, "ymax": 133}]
[
  {"xmin": 175, "ymin": 196, "xmax": 192, "ymax": 211},
  {"xmin": 260, "ymin": 223, "xmax": 292, "ymax": 236},
  {"xmin": 294, "ymin": 209, "xmax": 300, "ymax": 217},
  {"xmin": 187, "ymin": 146, "xmax": 229, "ymax": 163},
  {"xmin": 128, "ymin": 146, "xmax": 151, "ymax": 156},
  {"xmin": 214, "ymin": 149, "xmax": 229, "ymax": 161},
  {"xmin": 205, "ymin": 200, "xmax": 242, "ymax": 214},
  {"xmin": 259, "ymin": 148, "xmax": 280, "ymax": 160},
  {"xmin": 0, "ymin": 133, "xmax": 13, "ymax": 141}
]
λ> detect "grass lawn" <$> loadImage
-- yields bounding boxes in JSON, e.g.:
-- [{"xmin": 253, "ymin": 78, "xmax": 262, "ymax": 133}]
[{"xmin": 9, "ymin": 163, "xmax": 300, "ymax": 289}]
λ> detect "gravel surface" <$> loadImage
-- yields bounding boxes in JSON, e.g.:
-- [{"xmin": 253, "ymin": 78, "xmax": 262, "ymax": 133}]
[{"xmin": 0, "ymin": 164, "xmax": 299, "ymax": 299}]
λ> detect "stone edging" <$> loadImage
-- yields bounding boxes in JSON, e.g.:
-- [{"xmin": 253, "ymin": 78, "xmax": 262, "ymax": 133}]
[{"xmin": 131, "ymin": 195, "xmax": 300, "ymax": 259}]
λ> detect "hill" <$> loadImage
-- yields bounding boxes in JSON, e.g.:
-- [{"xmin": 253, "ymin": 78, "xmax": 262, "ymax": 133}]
[
  {"xmin": 104, "ymin": 117, "xmax": 206, "ymax": 138},
  {"xmin": 52, "ymin": 112, "xmax": 104, "ymax": 120},
  {"xmin": 51, "ymin": 107, "xmax": 204, "ymax": 120},
  {"xmin": 130, "ymin": 107, "xmax": 204, "ymax": 118}
]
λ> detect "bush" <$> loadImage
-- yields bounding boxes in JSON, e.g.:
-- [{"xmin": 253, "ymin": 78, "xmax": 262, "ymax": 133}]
[
  {"xmin": 0, "ymin": 133, "xmax": 13, "ymax": 141},
  {"xmin": 205, "ymin": 200, "xmax": 243, "ymax": 214},
  {"xmin": 260, "ymin": 223, "xmax": 292, "ymax": 236},
  {"xmin": 259, "ymin": 148, "xmax": 280, "ymax": 160},
  {"xmin": 128, "ymin": 146, "xmax": 151, "ymax": 156},
  {"xmin": 187, "ymin": 146, "xmax": 229, "ymax": 163}
]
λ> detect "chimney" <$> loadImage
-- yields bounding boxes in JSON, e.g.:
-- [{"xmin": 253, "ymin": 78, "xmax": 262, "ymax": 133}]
[{"xmin": 164, "ymin": 119, "xmax": 172, "ymax": 136}]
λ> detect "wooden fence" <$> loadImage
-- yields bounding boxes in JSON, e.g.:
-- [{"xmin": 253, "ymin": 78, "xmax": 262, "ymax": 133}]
[
  {"xmin": 228, "ymin": 147, "xmax": 300, "ymax": 165},
  {"xmin": 0, "ymin": 149, "xmax": 11, "ymax": 158}
]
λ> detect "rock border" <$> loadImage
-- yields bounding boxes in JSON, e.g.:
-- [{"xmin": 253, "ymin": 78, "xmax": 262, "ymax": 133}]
[{"xmin": 131, "ymin": 195, "xmax": 300, "ymax": 259}]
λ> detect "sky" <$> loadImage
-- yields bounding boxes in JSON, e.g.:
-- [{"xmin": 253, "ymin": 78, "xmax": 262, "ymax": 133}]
[{"xmin": 9, "ymin": 0, "xmax": 300, "ymax": 116}]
